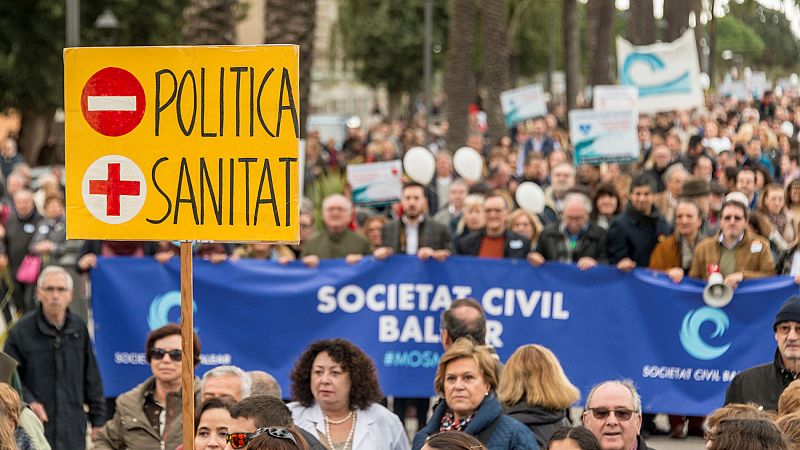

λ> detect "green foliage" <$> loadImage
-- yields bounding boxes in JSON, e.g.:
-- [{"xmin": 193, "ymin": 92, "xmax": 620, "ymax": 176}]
[
  {"xmin": 0, "ymin": 0, "xmax": 187, "ymax": 114},
  {"xmin": 507, "ymin": 0, "xmax": 562, "ymax": 80},
  {"xmin": 730, "ymin": 3, "xmax": 800, "ymax": 71},
  {"xmin": 337, "ymin": 0, "xmax": 448, "ymax": 96},
  {"xmin": 715, "ymin": 15, "xmax": 765, "ymax": 63}
]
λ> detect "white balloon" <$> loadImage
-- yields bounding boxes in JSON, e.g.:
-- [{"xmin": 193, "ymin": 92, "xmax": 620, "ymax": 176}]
[
  {"xmin": 698, "ymin": 73, "xmax": 711, "ymax": 90},
  {"xmin": 781, "ymin": 121, "xmax": 795, "ymax": 137},
  {"xmin": 403, "ymin": 147, "xmax": 436, "ymax": 184},
  {"xmin": 453, "ymin": 147, "xmax": 484, "ymax": 181},
  {"xmin": 515, "ymin": 182, "xmax": 546, "ymax": 214}
]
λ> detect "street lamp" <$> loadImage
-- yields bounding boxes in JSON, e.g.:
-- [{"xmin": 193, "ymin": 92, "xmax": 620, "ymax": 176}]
[{"xmin": 94, "ymin": 9, "xmax": 119, "ymax": 46}]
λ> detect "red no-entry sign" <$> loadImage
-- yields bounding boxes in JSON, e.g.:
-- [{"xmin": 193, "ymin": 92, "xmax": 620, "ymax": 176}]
[{"xmin": 80, "ymin": 67, "xmax": 146, "ymax": 137}]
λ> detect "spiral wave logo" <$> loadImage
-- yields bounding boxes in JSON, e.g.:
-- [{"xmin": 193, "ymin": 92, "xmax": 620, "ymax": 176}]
[
  {"xmin": 679, "ymin": 307, "xmax": 731, "ymax": 361},
  {"xmin": 148, "ymin": 291, "xmax": 197, "ymax": 330}
]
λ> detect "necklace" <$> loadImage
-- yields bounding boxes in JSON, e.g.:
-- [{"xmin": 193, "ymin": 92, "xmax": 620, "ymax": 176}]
[
  {"xmin": 324, "ymin": 409, "xmax": 353, "ymax": 425},
  {"xmin": 323, "ymin": 409, "xmax": 356, "ymax": 450}
]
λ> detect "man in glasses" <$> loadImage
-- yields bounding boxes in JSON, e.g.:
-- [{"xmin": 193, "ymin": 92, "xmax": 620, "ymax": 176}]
[
  {"xmin": 724, "ymin": 296, "xmax": 800, "ymax": 410},
  {"xmin": 5, "ymin": 265, "xmax": 105, "ymax": 450},
  {"xmin": 94, "ymin": 323, "xmax": 201, "ymax": 450},
  {"xmin": 225, "ymin": 395, "xmax": 325, "ymax": 450},
  {"xmin": 582, "ymin": 380, "xmax": 654, "ymax": 450},
  {"xmin": 301, "ymin": 194, "xmax": 372, "ymax": 268},
  {"xmin": 689, "ymin": 198, "xmax": 775, "ymax": 287}
]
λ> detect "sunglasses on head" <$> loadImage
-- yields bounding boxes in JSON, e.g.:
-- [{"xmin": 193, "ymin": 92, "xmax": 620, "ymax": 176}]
[
  {"xmin": 225, "ymin": 427, "xmax": 298, "ymax": 449},
  {"xmin": 150, "ymin": 348, "xmax": 182, "ymax": 362},
  {"xmin": 586, "ymin": 407, "xmax": 636, "ymax": 421}
]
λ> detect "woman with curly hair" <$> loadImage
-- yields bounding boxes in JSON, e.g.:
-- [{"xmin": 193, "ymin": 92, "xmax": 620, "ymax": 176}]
[{"xmin": 288, "ymin": 339, "xmax": 409, "ymax": 450}]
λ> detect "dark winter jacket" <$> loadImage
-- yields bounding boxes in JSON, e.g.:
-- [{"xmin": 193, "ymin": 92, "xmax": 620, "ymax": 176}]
[
  {"xmin": 381, "ymin": 216, "xmax": 453, "ymax": 253},
  {"xmin": 4, "ymin": 305, "xmax": 105, "ymax": 450},
  {"xmin": 535, "ymin": 222, "xmax": 608, "ymax": 264},
  {"xmin": 724, "ymin": 349, "xmax": 797, "ymax": 411},
  {"xmin": 637, "ymin": 434, "xmax": 656, "ymax": 450},
  {"xmin": 412, "ymin": 393, "xmax": 539, "ymax": 450},
  {"xmin": 606, "ymin": 204, "xmax": 672, "ymax": 266},
  {"xmin": 504, "ymin": 402, "xmax": 570, "ymax": 448},
  {"xmin": 4, "ymin": 209, "xmax": 43, "ymax": 275},
  {"xmin": 455, "ymin": 229, "xmax": 532, "ymax": 259}
]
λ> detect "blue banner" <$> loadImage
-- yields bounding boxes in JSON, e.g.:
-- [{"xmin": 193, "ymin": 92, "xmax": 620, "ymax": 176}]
[{"xmin": 92, "ymin": 256, "xmax": 798, "ymax": 415}]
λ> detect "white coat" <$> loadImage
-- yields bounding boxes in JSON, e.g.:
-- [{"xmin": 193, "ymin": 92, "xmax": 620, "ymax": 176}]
[{"xmin": 288, "ymin": 401, "xmax": 410, "ymax": 450}]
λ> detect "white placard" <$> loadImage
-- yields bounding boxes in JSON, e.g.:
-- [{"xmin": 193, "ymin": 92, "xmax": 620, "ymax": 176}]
[
  {"xmin": 569, "ymin": 109, "xmax": 639, "ymax": 165},
  {"xmin": 347, "ymin": 160, "xmax": 403, "ymax": 205},
  {"xmin": 500, "ymin": 84, "xmax": 548, "ymax": 127},
  {"xmin": 616, "ymin": 29, "xmax": 703, "ymax": 113},
  {"xmin": 593, "ymin": 85, "xmax": 639, "ymax": 113}
]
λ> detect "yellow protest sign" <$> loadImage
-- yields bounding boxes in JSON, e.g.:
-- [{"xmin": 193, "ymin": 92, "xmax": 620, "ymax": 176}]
[{"xmin": 64, "ymin": 45, "xmax": 299, "ymax": 242}]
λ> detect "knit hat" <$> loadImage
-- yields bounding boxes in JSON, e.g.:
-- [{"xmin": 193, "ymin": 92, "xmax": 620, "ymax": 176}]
[{"xmin": 774, "ymin": 296, "xmax": 800, "ymax": 330}]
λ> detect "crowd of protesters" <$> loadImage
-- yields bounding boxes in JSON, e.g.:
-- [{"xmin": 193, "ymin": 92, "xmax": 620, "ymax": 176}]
[{"xmin": 1, "ymin": 85, "xmax": 800, "ymax": 449}]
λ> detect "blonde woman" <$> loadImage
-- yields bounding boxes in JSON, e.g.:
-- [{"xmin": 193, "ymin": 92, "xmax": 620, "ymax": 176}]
[
  {"xmin": 0, "ymin": 383, "xmax": 21, "ymax": 450},
  {"xmin": 497, "ymin": 344, "xmax": 579, "ymax": 449},
  {"xmin": 455, "ymin": 194, "xmax": 485, "ymax": 239},
  {"xmin": 508, "ymin": 209, "xmax": 543, "ymax": 246}
]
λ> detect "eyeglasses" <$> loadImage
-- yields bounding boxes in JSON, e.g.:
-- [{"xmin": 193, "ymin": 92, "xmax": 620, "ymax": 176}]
[
  {"xmin": 150, "ymin": 348, "xmax": 182, "ymax": 362},
  {"xmin": 225, "ymin": 427, "xmax": 298, "ymax": 449},
  {"xmin": 585, "ymin": 407, "xmax": 636, "ymax": 421},
  {"xmin": 41, "ymin": 286, "xmax": 69, "ymax": 293}
]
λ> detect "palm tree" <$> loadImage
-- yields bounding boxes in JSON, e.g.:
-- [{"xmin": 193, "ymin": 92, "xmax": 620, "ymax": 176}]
[
  {"xmin": 182, "ymin": 0, "xmax": 239, "ymax": 45},
  {"xmin": 481, "ymin": 0, "xmax": 510, "ymax": 144},
  {"xmin": 587, "ymin": 0, "xmax": 615, "ymax": 87},
  {"xmin": 264, "ymin": 0, "xmax": 316, "ymax": 137},
  {"xmin": 444, "ymin": 0, "xmax": 477, "ymax": 150},
  {"xmin": 563, "ymin": 0, "xmax": 580, "ymax": 112}
]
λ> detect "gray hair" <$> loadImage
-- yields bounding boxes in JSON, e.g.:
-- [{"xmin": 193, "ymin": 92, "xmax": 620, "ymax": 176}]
[
  {"xmin": 322, "ymin": 194, "xmax": 352, "ymax": 214},
  {"xmin": 37, "ymin": 266, "xmax": 73, "ymax": 291},
  {"xmin": 585, "ymin": 379, "xmax": 642, "ymax": 413},
  {"xmin": 563, "ymin": 193, "xmax": 592, "ymax": 214},
  {"xmin": 248, "ymin": 370, "xmax": 282, "ymax": 399},
  {"xmin": 202, "ymin": 365, "xmax": 251, "ymax": 398},
  {"xmin": 662, "ymin": 163, "xmax": 688, "ymax": 184}
]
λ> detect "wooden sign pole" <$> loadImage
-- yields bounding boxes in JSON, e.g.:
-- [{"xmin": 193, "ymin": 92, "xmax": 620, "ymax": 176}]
[{"xmin": 180, "ymin": 242, "xmax": 195, "ymax": 450}]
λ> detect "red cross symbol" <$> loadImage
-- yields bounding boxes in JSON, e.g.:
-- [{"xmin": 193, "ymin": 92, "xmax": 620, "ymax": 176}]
[{"xmin": 89, "ymin": 163, "xmax": 141, "ymax": 216}]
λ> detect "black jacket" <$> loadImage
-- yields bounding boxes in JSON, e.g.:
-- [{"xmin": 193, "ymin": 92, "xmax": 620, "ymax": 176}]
[
  {"xmin": 4, "ymin": 305, "xmax": 105, "ymax": 450},
  {"xmin": 724, "ymin": 349, "xmax": 797, "ymax": 411},
  {"xmin": 504, "ymin": 402, "xmax": 570, "ymax": 448},
  {"xmin": 455, "ymin": 229, "xmax": 531, "ymax": 259},
  {"xmin": 607, "ymin": 204, "xmax": 672, "ymax": 266},
  {"xmin": 381, "ymin": 216, "xmax": 452, "ymax": 253},
  {"xmin": 637, "ymin": 434, "xmax": 656, "ymax": 450},
  {"xmin": 535, "ymin": 222, "xmax": 608, "ymax": 264}
]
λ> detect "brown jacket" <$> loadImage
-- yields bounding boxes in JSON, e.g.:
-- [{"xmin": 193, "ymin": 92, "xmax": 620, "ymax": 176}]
[
  {"xmin": 688, "ymin": 230, "xmax": 775, "ymax": 280},
  {"xmin": 94, "ymin": 376, "xmax": 200, "ymax": 450},
  {"xmin": 649, "ymin": 234, "xmax": 681, "ymax": 271}
]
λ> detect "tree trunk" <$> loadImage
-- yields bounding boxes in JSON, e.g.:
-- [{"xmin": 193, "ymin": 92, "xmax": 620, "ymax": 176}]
[
  {"xmin": 563, "ymin": 0, "xmax": 580, "ymax": 112},
  {"xmin": 626, "ymin": 0, "xmax": 656, "ymax": 45},
  {"xmin": 445, "ymin": 0, "xmax": 477, "ymax": 150},
  {"xmin": 481, "ymin": 0, "xmax": 510, "ymax": 144},
  {"xmin": 18, "ymin": 109, "xmax": 50, "ymax": 166},
  {"xmin": 264, "ymin": 0, "xmax": 316, "ymax": 138},
  {"xmin": 664, "ymin": 0, "xmax": 691, "ymax": 42},
  {"xmin": 587, "ymin": 0, "xmax": 615, "ymax": 86},
  {"xmin": 708, "ymin": 0, "xmax": 718, "ymax": 85},
  {"xmin": 182, "ymin": 0, "xmax": 238, "ymax": 45}
]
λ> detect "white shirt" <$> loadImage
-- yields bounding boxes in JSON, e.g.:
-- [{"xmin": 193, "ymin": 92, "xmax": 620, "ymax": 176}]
[
  {"xmin": 288, "ymin": 402, "xmax": 410, "ymax": 450},
  {"xmin": 403, "ymin": 216, "xmax": 420, "ymax": 255}
]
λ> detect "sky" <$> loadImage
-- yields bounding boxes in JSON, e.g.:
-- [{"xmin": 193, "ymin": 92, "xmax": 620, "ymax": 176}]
[{"xmin": 613, "ymin": 0, "xmax": 800, "ymax": 36}]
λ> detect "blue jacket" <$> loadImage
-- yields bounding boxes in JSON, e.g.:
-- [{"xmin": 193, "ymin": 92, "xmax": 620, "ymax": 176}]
[{"xmin": 412, "ymin": 394, "xmax": 539, "ymax": 450}]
